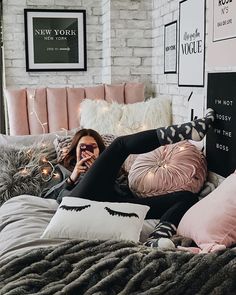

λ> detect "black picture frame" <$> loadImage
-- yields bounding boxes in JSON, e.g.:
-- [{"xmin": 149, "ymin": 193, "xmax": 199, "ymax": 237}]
[
  {"xmin": 164, "ymin": 20, "xmax": 177, "ymax": 74},
  {"xmin": 24, "ymin": 9, "xmax": 87, "ymax": 71},
  {"xmin": 178, "ymin": 0, "xmax": 206, "ymax": 87},
  {"xmin": 213, "ymin": 0, "xmax": 236, "ymax": 42}
]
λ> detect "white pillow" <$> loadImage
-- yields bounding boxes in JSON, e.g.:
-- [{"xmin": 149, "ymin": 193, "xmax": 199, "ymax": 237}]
[
  {"xmin": 79, "ymin": 98, "xmax": 171, "ymax": 136},
  {"xmin": 41, "ymin": 197, "xmax": 150, "ymax": 243}
]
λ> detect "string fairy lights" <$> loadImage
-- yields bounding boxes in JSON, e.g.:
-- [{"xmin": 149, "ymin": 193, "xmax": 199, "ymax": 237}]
[
  {"xmin": 19, "ymin": 92, "xmax": 188, "ymax": 182},
  {"xmin": 19, "ymin": 89, "xmax": 63, "ymax": 182}
]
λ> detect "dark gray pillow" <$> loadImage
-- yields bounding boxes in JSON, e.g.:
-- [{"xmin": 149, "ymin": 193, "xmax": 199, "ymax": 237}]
[{"xmin": 0, "ymin": 144, "xmax": 57, "ymax": 206}]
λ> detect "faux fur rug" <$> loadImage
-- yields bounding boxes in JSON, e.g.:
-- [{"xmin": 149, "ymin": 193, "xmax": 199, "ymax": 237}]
[
  {"xmin": 0, "ymin": 144, "xmax": 57, "ymax": 206},
  {"xmin": 0, "ymin": 239, "xmax": 236, "ymax": 295}
]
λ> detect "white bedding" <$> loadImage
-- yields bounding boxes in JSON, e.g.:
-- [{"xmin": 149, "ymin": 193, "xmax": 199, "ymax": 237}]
[
  {"xmin": 0, "ymin": 195, "xmax": 157, "ymax": 261},
  {"xmin": 0, "ymin": 195, "xmax": 65, "ymax": 261}
]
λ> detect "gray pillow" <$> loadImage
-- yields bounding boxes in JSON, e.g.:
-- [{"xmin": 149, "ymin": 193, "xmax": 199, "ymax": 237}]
[
  {"xmin": 0, "ymin": 144, "xmax": 57, "ymax": 206},
  {"xmin": 0, "ymin": 129, "xmax": 78, "ymax": 147}
]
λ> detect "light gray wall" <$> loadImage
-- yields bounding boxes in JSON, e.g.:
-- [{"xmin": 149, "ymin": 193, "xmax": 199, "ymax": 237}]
[
  {"xmin": 3, "ymin": 0, "xmax": 236, "ymax": 124},
  {"xmin": 152, "ymin": 0, "xmax": 236, "ymax": 124},
  {"xmin": 2, "ymin": 0, "xmax": 152, "ymax": 96}
]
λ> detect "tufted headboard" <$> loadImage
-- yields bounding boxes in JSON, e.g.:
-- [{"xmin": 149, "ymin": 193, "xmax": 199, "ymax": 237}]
[{"xmin": 4, "ymin": 83, "xmax": 145, "ymax": 136}]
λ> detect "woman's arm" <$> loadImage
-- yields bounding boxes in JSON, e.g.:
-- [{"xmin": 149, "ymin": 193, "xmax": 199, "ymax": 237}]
[
  {"xmin": 41, "ymin": 178, "xmax": 74, "ymax": 201},
  {"xmin": 41, "ymin": 157, "xmax": 91, "ymax": 202},
  {"xmin": 40, "ymin": 164, "xmax": 75, "ymax": 201}
]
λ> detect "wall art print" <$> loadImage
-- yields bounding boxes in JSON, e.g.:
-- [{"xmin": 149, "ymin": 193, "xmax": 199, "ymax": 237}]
[
  {"xmin": 213, "ymin": 0, "xmax": 236, "ymax": 42},
  {"xmin": 24, "ymin": 9, "xmax": 87, "ymax": 71},
  {"xmin": 178, "ymin": 0, "xmax": 206, "ymax": 87},
  {"xmin": 164, "ymin": 21, "xmax": 177, "ymax": 74}
]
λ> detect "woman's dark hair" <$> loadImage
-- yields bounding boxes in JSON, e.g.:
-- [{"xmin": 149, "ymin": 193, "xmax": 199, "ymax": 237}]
[{"xmin": 61, "ymin": 129, "xmax": 106, "ymax": 171}]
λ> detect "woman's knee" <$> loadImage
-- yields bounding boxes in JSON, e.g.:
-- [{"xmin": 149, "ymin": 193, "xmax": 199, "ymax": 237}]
[{"xmin": 110, "ymin": 136, "xmax": 127, "ymax": 151}]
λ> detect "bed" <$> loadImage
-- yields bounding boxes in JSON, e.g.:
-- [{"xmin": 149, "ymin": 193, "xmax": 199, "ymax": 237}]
[{"xmin": 1, "ymin": 83, "xmax": 236, "ymax": 295}]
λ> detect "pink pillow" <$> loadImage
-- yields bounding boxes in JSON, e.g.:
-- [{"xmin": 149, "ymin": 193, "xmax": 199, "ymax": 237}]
[
  {"xmin": 128, "ymin": 141, "xmax": 207, "ymax": 197},
  {"xmin": 124, "ymin": 82, "xmax": 144, "ymax": 104},
  {"xmin": 105, "ymin": 84, "xmax": 125, "ymax": 104},
  {"xmin": 178, "ymin": 172, "xmax": 236, "ymax": 251},
  {"xmin": 85, "ymin": 85, "xmax": 105, "ymax": 100}
]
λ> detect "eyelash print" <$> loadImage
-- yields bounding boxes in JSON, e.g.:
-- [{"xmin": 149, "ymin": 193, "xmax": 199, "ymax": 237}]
[
  {"xmin": 104, "ymin": 207, "xmax": 139, "ymax": 219},
  {"xmin": 59, "ymin": 204, "xmax": 91, "ymax": 212}
]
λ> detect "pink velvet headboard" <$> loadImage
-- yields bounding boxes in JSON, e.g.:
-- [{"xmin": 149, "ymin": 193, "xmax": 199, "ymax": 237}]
[{"xmin": 5, "ymin": 83, "xmax": 145, "ymax": 135}]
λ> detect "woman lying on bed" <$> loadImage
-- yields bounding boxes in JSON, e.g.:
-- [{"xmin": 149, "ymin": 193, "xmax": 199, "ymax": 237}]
[{"xmin": 41, "ymin": 109, "xmax": 215, "ymax": 248}]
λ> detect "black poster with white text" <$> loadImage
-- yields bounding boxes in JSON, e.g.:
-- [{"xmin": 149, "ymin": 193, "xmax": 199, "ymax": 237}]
[
  {"xmin": 33, "ymin": 17, "xmax": 78, "ymax": 64},
  {"xmin": 206, "ymin": 72, "xmax": 236, "ymax": 177}
]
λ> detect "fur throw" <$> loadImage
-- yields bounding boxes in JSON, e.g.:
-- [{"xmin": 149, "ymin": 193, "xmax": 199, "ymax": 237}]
[
  {"xmin": 0, "ymin": 239, "xmax": 236, "ymax": 295},
  {"xmin": 0, "ymin": 144, "xmax": 57, "ymax": 206}
]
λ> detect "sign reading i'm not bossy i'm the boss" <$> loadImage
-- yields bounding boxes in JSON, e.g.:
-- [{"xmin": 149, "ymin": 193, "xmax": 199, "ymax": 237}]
[{"xmin": 206, "ymin": 72, "xmax": 236, "ymax": 177}]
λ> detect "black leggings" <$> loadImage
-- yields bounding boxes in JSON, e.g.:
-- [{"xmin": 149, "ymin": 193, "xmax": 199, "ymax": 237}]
[{"xmin": 68, "ymin": 130, "xmax": 198, "ymax": 226}]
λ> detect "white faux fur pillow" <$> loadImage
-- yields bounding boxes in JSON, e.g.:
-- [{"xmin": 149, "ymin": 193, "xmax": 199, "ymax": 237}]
[{"xmin": 79, "ymin": 98, "xmax": 171, "ymax": 136}]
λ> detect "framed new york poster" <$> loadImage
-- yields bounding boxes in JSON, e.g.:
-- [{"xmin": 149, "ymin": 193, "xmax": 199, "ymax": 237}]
[{"xmin": 24, "ymin": 9, "xmax": 87, "ymax": 71}]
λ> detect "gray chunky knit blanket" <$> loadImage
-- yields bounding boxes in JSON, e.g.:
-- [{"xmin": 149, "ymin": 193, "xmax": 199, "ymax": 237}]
[{"xmin": 0, "ymin": 239, "xmax": 236, "ymax": 295}]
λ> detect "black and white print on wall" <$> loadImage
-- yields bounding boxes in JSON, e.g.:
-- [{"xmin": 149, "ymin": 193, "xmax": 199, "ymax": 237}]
[
  {"xmin": 213, "ymin": 0, "xmax": 236, "ymax": 42},
  {"xmin": 178, "ymin": 0, "xmax": 206, "ymax": 87},
  {"xmin": 164, "ymin": 21, "xmax": 177, "ymax": 74},
  {"xmin": 206, "ymin": 72, "xmax": 236, "ymax": 178},
  {"xmin": 24, "ymin": 9, "xmax": 87, "ymax": 71}
]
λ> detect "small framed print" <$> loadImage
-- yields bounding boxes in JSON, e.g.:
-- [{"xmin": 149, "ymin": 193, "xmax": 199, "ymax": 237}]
[
  {"xmin": 164, "ymin": 21, "xmax": 177, "ymax": 74},
  {"xmin": 213, "ymin": 0, "xmax": 236, "ymax": 42},
  {"xmin": 24, "ymin": 9, "xmax": 87, "ymax": 71}
]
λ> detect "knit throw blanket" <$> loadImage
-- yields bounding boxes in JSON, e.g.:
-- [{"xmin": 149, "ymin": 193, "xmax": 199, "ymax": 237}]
[{"xmin": 0, "ymin": 239, "xmax": 236, "ymax": 295}]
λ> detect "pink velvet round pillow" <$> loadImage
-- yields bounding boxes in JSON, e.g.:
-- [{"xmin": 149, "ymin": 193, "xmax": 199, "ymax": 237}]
[{"xmin": 128, "ymin": 141, "xmax": 207, "ymax": 197}]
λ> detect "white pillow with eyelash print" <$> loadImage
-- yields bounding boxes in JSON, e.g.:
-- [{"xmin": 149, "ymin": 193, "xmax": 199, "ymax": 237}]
[{"xmin": 41, "ymin": 197, "xmax": 150, "ymax": 242}]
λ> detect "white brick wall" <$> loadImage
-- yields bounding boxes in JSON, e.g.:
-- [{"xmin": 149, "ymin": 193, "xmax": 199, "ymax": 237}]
[
  {"xmin": 152, "ymin": 0, "xmax": 236, "ymax": 125},
  {"xmin": 3, "ymin": 0, "xmax": 152, "ymax": 93},
  {"xmin": 101, "ymin": 0, "xmax": 152, "ymax": 93},
  {"xmin": 4, "ymin": 0, "xmax": 236, "ymax": 114},
  {"xmin": 3, "ymin": 0, "xmax": 103, "ymax": 88},
  {"xmin": 114, "ymin": 0, "xmax": 152, "ymax": 94},
  {"xmin": 101, "ymin": 0, "xmax": 111, "ymax": 83}
]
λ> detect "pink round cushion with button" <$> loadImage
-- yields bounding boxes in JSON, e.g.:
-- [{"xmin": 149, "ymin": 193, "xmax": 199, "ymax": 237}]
[{"xmin": 128, "ymin": 141, "xmax": 207, "ymax": 197}]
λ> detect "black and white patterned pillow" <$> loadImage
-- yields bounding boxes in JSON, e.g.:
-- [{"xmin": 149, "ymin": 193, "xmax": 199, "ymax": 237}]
[{"xmin": 53, "ymin": 134, "xmax": 116, "ymax": 162}]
